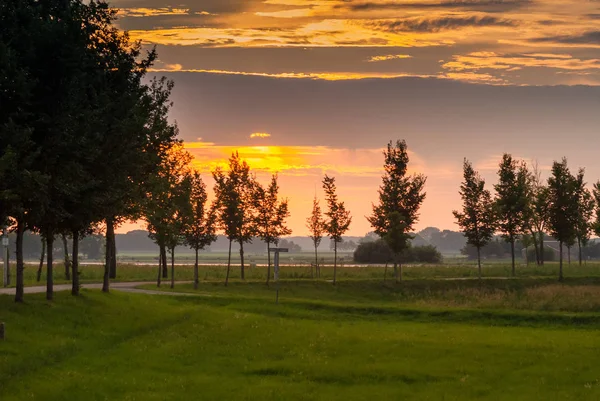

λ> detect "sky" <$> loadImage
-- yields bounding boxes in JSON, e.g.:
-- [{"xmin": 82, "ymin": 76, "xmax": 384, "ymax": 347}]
[{"xmin": 111, "ymin": 0, "xmax": 600, "ymax": 236}]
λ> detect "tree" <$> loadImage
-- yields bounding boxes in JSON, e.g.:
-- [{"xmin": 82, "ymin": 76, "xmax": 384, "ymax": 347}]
[
  {"xmin": 524, "ymin": 161, "xmax": 549, "ymax": 266},
  {"xmin": 593, "ymin": 182, "xmax": 600, "ymax": 238},
  {"xmin": 494, "ymin": 154, "xmax": 529, "ymax": 276},
  {"xmin": 453, "ymin": 159, "xmax": 496, "ymax": 279},
  {"xmin": 145, "ymin": 143, "xmax": 193, "ymax": 289},
  {"xmin": 367, "ymin": 140, "xmax": 426, "ymax": 283},
  {"xmin": 573, "ymin": 170, "xmax": 594, "ymax": 266},
  {"xmin": 183, "ymin": 171, "xmax": 217, "ymax": 290},
  {"xmin": 306, "ymin": 196, "xmax": 325, "ymax": 278},
  {"xmin": 213, "ymin": 152, "xmax": 256, "ymax": 285},
  {"xmin": 546, "ymin": 158, "xmax": 578, "ymax": 282},
  {"xmin": 322, "ymin": 175, "xmax": 352, "ymax": 285},
  {"xmin": 253, "ymin": 175, "xmax": 291, "ymax": 285}
]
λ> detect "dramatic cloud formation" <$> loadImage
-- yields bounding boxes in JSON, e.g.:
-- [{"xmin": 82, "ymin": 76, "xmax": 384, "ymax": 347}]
[{"xmin": 109, "ymin": 0, "xmax": 600, "ymax": 235}]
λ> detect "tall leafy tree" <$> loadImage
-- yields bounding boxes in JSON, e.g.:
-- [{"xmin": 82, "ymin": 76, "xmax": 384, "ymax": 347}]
[
  {"xmin": 306, "ymin": 196, "xmax": 325, "ymax": 278},
  {"xmin": 213, "ymin": 152, "xmax": 256, "ymax": 285},
  {"xmin": 546, "ymin": 158, "xmax": 578, "ymax": 282},
  {"xmin": 253, "ymin": 175, "xmax": 291, "ymax": 285},
  {"xmin": 524, "ymin": 161, "xmax": 549, "ymax": 266},
  {"xmin": 322, "ymin": 175, "xmax": 352, "ymax": 285},
  {"xmin": 453, "ymin": 159, "xmax": 496, "ymax": 279},
  {"xmin": 593, "ymin": 182, "xmax": 600, "ymax": 238},
  {"xmin": 145, "ymin": 143, "xmax": 192, "ymax": 289},
  {"xmin": 183, "ymin": 171, "xmax": 217, "ymax": 290},
  {"xmin": 494, "ymin": 154, "xmax": 529, "ymax": 276},
  {"xmin": 367, "ymin": 140, "xmax": 426, "ymax": 283},
  {"xmin": 573, "ymin": 170, "xmax": 594, "ymax": 266}
]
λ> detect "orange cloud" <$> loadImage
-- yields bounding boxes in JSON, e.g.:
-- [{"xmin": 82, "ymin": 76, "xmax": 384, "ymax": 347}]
[{"xmin": 250, "ymin": 132, "xmax": 271, "ymax": 139}]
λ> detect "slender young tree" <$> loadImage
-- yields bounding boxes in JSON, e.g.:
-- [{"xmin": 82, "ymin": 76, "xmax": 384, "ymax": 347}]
[
  {"xmin": 453, "ymin": 159, "xmax": 496, "ymax": 279},
  {"xmin": 494, "ymin": 154, "xmax": 529, "ymax": 277},
  {"xmin": 253, "ymin": 175, "xmax": 291, "ymax": 285},
  {"xmin": 546, "ymin": 158, "xmax": 578, "ymax": 282},
  {"xmin": 593, "ymin": 182, "xmax": 600, "ymax": 238},
  {"xmin": 183, "ymin": 172, "xmax": 217, "ymax": 290},
  {"xmin": 145, "ymin": 143, "xmax": 193, "ymax": 289},
  {"xmin": 306, "ymin": 196, "xmax": 325, "ymax": 278},
  {"xmin": 367, "ymin": 140, "xmax": 426, "ymax": 283},
  {"xmin": 213, "ymin": 152, "xmax": 255, "ymax": 284},
  {"xmin": 524, "ymin": 161, "xmax": 549, "ymax": 266},
  {"xmin": 322, "ymin": 175, "xmax": 352, "ymax": 285},
  {"xmin": 573, "ymin": 170, "xmax": 594, "ymax": 266}
]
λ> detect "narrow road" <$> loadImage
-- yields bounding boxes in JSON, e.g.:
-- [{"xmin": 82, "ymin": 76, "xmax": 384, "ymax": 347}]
[{"xmin": 0, "ymin": 281, "xmax": 201, "ymax": 297}]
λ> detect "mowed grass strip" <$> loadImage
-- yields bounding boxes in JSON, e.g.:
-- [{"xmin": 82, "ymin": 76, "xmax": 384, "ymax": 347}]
[
  {"xmin": 2, "ymin": 286, "xmax": 600, "ymax": 400},
  {"xmin": 10, "ymin": 261, "xmax": 600, "ymax": 289}
]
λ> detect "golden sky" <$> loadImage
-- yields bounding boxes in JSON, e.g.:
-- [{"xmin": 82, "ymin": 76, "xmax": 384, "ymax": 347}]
[{"xmin": 111, "ymin": 0, "xmax": 600, "ymax": 236}]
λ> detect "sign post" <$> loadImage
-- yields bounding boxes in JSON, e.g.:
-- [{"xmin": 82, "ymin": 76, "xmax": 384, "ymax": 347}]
[
  {"xmin": 269, "ymin": 247, "xmax": 288, "ymax": 303},
  {"xmin": 2, "ymin": 227, "xmax": 8, "ymax": 288}
]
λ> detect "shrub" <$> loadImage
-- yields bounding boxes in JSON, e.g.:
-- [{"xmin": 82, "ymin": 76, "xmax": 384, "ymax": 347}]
[{"xmin": 354, "ymin": 240, "xmax": 442, "ymax": 264}]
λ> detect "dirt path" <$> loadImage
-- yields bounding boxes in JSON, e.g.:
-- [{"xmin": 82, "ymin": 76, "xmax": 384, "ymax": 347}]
[{"xmin": 0, "ymin": 281, "xmax": 202, "ymax": 297}]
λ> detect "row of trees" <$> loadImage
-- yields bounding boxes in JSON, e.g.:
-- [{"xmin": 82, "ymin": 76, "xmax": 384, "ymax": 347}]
[
  {"xmin": 454, "ymin": 155, "xmax": 600, "ymax": 280},
  {"xmin": 0, "ymin": 0, "xmax": 182, "ymax": 302}
]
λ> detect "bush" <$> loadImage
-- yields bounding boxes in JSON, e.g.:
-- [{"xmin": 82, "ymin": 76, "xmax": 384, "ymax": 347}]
[
  {"xmin": 526, "ymin": 247, "xmax": 556, "ymax": 263},
  {"xmin": 353, "ymin": 240, "xmax": 442, "ymax": 264}
]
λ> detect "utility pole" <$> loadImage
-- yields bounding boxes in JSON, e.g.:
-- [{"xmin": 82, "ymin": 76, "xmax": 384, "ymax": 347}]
[{"xmin": 2, "ymin": 227, "xmax": 8, "ymax": 288}]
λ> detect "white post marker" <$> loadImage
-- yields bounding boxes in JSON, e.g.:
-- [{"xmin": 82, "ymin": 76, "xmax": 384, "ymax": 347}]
[
  {"xmin": 269, "ymin": 247, "xmax": 288, "ymax": 303},
  {"xmin": 2, "ymin": 228, "xmax": 8, "ymax": 288}
]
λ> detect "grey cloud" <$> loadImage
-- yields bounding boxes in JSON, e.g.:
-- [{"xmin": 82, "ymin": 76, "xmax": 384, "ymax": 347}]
[
  {"xmin": 337, "ymin": 0, "xmax": 532, "ymax": 13},
  {"xmin": 531, "ymin": 31, "xmax": 600, "ymax": 45},
  {"xmin": 368, "ymin": 16, "xmax": 516, "ymax": 33}
]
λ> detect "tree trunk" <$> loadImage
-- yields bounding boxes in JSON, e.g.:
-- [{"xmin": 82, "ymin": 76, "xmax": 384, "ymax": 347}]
[
  {"xmin": 37, "ymin": 240, "xmax": 45, "ymax": 282},
  {"xmin": 170, "ymin": 247, "xmax": 175, "ymax": 289},
  {"xmin": 578, "ymin": 238, "xmax": 583, "ymax": 266},
  {"xmin": 61, "ymin": 234, "xmax": 71, "ymax": 281},
  {"xmin": 477, "ymin": 246, "xmax": 482, "ymax": 280},
  {"xmin": 161, "ymin": 244, "xmax": 168, "ymax": 278},
  {"xmin": 194, "ymin": 248, "xmax": 199, "ymax": 290},
  {"xmin": 156, "ymin": 245, "xmax": 162, "ymax": 287},
  {"xmin": 383, "ymin": 263, "xmax": 388, "ymax": 282},
  {"xmin": 531, "ymin": 230, "xmax": 540, "ymax": 265},
  {"xmin": 539, "ymin": 232, "xmax": 545, "ymax": 265},
  {"xmin": 314, "ymin": 244, "xmax": 318, "ymax": 279},
  {"xmin": 333, "ymin": 240, "xmax": 337, "ymax": 285},
  {"xmin": 266, "ymin": 242, "xmax": 271, "ymax": 285},
  {"xmin": 567, "ymin": 246, "xmax": 571, "ymax": 265},
  {"xmin": 510, "ymin": 239, "xmax": 515, "ymax": 277},
  {"xmin": 559, "ymin": 241, "xmax": 564, "ymax": 282},
  {"xmin": 15, "ymin": 219, "xmax": 25, "ymax": 303},
  {"xmin": 103, "ymin": 219, "xmax": 114, "ymax": 293},
  {"xmin": 72, "ymin": 230, "xmax": 80, "ymax": 296},
  {"xmin": 46, "ymin": 235, "xmax": 54, "ymax": 301},
  {"xmin": 110, "ymin": 226, "xmax": 117, "ymax": 279},
  {"xmin": 393, "ymin": 262, "xmax": 398, "ymax": 283},
  {"xmin": 225, "ymin": 239, "xmax": 232, "ymax": 286},
  {"xmin": 239, "ymin": 241, "xmax": 245, "ymax": 280}
]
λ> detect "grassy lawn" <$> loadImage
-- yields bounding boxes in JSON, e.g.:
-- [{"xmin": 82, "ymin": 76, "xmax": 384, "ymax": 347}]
[
  {"xmin": 7, "ymin": 261, "xmax": 600, "ymax": 289},
  {"xmin": 3, "ymin": 279, "xmax": 600, "ymax": 400}
]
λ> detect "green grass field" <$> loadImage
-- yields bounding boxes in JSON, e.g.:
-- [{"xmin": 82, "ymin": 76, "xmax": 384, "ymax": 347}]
[
  {"xmin": 3, "ymin": 277, "xmax": 600, "ymax": 400},
  {"xmin": 6, "ymin": 260, "xmax": 600, "ymax": 289}
]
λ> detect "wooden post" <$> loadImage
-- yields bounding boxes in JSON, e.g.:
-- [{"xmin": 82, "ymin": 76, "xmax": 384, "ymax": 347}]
[{"xmin": 0, "ymin": 322, "xmax": 5, "ymax": 340}]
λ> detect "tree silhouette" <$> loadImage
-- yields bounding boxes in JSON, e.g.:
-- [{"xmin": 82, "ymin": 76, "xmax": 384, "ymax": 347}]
[
  {"xmin": 213, "ymin": 152, "xmax": 256, "ymax": 285},
  {"xmin": 523, "ymin": 161, "xmax": 549, "ymax": 266},
  {"xmin": 453, "ymin": 159, "xmax": 496, "ymax": 279},
  {"xmin": 322, "ymin": 175, "xmax": 352, "ymax": 285},
  {"xmin": 253, "ymin": 175, "xmax": 291, "ymax": 285},
  {"xmin": 494, "ymin": 154, "xmax": 529, "ymax": 276},
  {"xmin": 306, "ymin": 196, "xmax": 325, "ymax": 278},
  {"xmin": 183, "ymin": 171, "xmax": 217, "ymax": 290},
  {"xmin": 573, "ymin": 170, "xmax": 594, "ymax": 266},
  {"xmin": 546, "ymin": 158, "xmax": 578, "ymax": 282},
  {"xmin": 367, "ymin": 140, "xmax": 426, "ymax": 283}
]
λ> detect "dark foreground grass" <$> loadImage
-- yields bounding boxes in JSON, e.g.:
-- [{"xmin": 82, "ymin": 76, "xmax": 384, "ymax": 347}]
[{"xmin": 2, "ymin": 284, "xmax": 600, "ymax": 400}]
